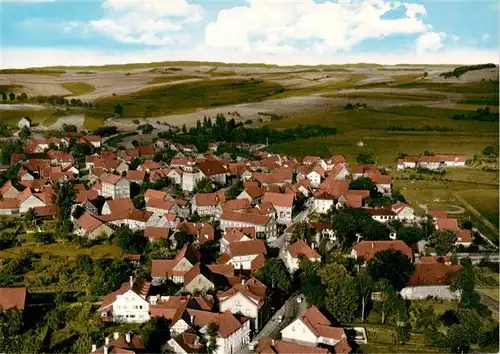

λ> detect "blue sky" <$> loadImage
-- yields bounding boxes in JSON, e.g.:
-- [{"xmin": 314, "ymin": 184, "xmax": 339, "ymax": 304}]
[{"xmin": 1, "ymin": 0, "xmax": 498, "ymax": 68}]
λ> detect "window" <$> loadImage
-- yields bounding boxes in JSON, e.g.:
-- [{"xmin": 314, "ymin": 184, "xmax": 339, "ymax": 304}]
[
  {"xmin": 139, "ymin": 306, "xmax": 143, "ymax": 309},
  {"xmin": 292, "ymin": 327, "xmax": 295, "ymax": 332},
  {"xmin": 130, "ymin": 315, "xmax": 135, "ymax": 318}
]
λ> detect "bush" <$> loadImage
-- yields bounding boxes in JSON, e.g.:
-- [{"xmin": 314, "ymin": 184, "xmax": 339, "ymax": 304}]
[{"xmin": 34, "ymin": 232, "xmax": 55, "ymax": 245}]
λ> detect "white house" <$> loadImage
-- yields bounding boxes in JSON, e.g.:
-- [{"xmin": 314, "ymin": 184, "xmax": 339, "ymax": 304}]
[
  {"xmin": 284, "ymin": 240, "xmax": 321, "ymax": 273},
  {"xmin": 397, "ymin": 155, "xmax": 419, "ymax": 170},
  {"xmin": 181, "ymin": 161, "xmax": 202, "ymax": 192},
  {"xmin": 74, "ymin": 213, "xmax": 114, "ymax": 239},
  {"xmin": 198, "ymin": 161, "xmax": 227, "ymax": 186},
  {"xmin": 367, "ymin": 208, "xmax": 397, "ymax": 223},
  {"xmin": 217, "ymin": 239, "xmax": 266, "ymax": 272},
  {"xmin": 220, "ymin": 211, "xmax": 277, "ymax": 240},
  {"xmin": 218, "ymin": 277, "xmax": 267, "ymax": 330},
  {"xmin": 400, "ymin": 263, "xmax": 462, "ymax": 300},
  {"xmin": 100, "ymin": 174, "xmax": 130, "ymax": 200},
  {"xmin": 262, "ymin": 192, "xmax": 294, "ymax": 225},
  {"xmin": 17, "ymin": 188, "xmax": 47, "ymax": 214},
  {"xmin": 191, "ymin": 192, "xmax": 225, "ymax": 217},
  {"xmin": 187, "ymin": 309, "xmax": 251, "ymax": 354},
  {"xmin": 18, "ymin": 117, "xmax": 31, "ymax": 130},
  {"xmin": 313, "ymin": 191, "xmax": 336, "ymax": 214},
  {"xmin": 98, "ymin": 277, "xmax": 150, "ymax": 323},
  {"xmin": 391, "ymin": 202, "xmax": 415, "ymax": 222},
  {"xmin": 280, "ymin": 305, "xmax": 350, "ymax": 351}
]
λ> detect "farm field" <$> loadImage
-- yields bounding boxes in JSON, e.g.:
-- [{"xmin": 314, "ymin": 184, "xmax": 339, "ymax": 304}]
[
  {"xmin": 94, "ymin": 78, "xmax": 286, "ymax": 118},
  {"xmin": 83, "ymin": 115, "xmax": 106, "ymax": 130},
  {"xmin": 456, "ymin": 189, "xmax": 500, "ymax": 228},
  {"xmin": 61, "ymin": 82, "xmax": 95, "ymax": 95}
]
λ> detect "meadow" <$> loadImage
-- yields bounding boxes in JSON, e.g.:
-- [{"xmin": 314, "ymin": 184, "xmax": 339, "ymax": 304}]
[
  {"xmin": 266, "ymin": 105, "xmax": 498, "ymax": 164},
  {"xmin": 61, "ymin": 82, "xmax": 96, "ymax": 95},
  {"xmin": 0, "ymin": 108, "xmax": 67, "ymax": 125},
  {"xmin": 95, "ymin": 78, "xmax": 285, "ymax": 117},
  {"xmin": 325, "ymin": 90, "xmax": 447, "ymax": 101},
  {"xmin": 147, "ymin": 74, "xmax": 203, "ymax": 84}
]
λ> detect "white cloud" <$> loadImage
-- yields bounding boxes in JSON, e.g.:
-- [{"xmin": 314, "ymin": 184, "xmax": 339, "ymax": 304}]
[
  {"xmin": 481, "ymin": 33, "xmax": 490, "ymax": 42},
  {"xmin": 205, "ymin": 0, "xmax": 429, "ymax": 54},
  {"xmin": 416, "ymin": 31, "xmax": 446, "ymax": 53},
  {"xmin": 88, "ymin": 0, "xmax": 203, "ymax": 45},
  {"xmin": 2, "ymin": 45, "xmax": 498, "ymax": 69},
  {"xmin": 451, "ymin": 34, "xmax": 460, "ymax": 42}
]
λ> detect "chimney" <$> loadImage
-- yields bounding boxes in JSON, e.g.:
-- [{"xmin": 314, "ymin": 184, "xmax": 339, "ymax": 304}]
[
  {"xmin": 371, "ymin": 242, "xmax": 374, "ymax": 249},
  {"xmin": 103, "ymin": 347, "xmax": 108, "ymax": 354},
  {"xmin": 113, "ymin": 332, "xmax": 119, "ymax": 340},
  {"xmin": 129, "ymin": 276, "xmax": 133, "ymax": 287},
  {"xmin": 272, "ymin": 339, "xmax": 275, "ymax": 346},
  {"xmin": 91, "ymin": 344, "xmax": 97, "ymax": 353},
  {"xmin": 241, "ymin": 277, "xmax": 245, "ymax": 285},
  {"xmin": 125, "ymin": 332, "xmax": 131, "ymax": 344},
  {"xmin": 104, "ymin": 337, "xmax": 109, "ymax": 346}
]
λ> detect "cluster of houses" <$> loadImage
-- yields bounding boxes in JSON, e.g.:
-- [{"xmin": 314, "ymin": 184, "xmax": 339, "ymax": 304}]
[
  {"xmin": 397, "ymin": 154, "xmax": 466, "ymax": 170},
  {"xmin": 0, "ymin": 132, "xmax": 477, "ymax": 354}
]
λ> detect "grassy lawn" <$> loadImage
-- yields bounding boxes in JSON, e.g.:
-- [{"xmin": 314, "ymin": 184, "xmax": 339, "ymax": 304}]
[
  {"xmin": 147, "ymin": 74, "xmax": 202, "ymax": 84},
  {"xmin": 357, "ymin": 324, "xmax": 447, "ymax": 353},
  {"xmin": 475, "ymin": 267, "xmax": 500, "ymax": 287},
  {"xmin": 0, "ymin": 108, "xmax": 63, "ymax": 125},
  {"xmin": 477, "ymin": 287, "xmax": 499, "ymax": 301},
  {"xmin": 61, "ymin": 82, "xmax": 96, "ymax": 95},
  {"xmin": 0, "ymin": 84, "xmax": 24, "ymax": 92},
  {"xmin": 0, "ymin": 242, "xmax": 122, "ymax": 259},
  {"xmin": 95, "ymin": 78, "xmax": 285, "ymax": 118},
  {"xmin": 456, "ymin": 189, "xmax": 499, "ymax": 228},
  {"xmin": 411, "ymin": 299, "xmax": 458, "ymax": 315},
  {"xmin": 325, "ymin": 90, "xmax": 447, "ymax": 101},
  {"xmin": 84, "ymin": 115, "xmax": 106, "ymax": 131}
]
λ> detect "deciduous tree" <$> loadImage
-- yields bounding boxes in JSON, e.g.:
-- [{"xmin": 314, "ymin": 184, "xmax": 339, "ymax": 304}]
[
  {"xmin": 367, "ymin": 250, "xmax": 414, "ymax": 291},
  {"xmin": 255, "ymin": 258, "xmax": 291, "ymax": 293},
  {"xmin": 428, "ymin": 230, "xmax": 457, "ymax": 255}
]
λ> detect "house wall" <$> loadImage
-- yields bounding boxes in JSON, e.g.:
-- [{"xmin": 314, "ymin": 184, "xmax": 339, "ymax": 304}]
[
  {"xmin": 314, "ymin": 199, "xmax": 334, "ymax": 214},
  {"xmin": 3, "ymin": 188, "xmax": 19, "ymax": 199},
  {"xmin": 236, "ymin": 191, "xmax": 253, "ymax": 203},
  {"xmin": 214, "ymin": 320, "xmax": 250, "ymax": 354},
  {"xmin": 0, "ymin": 207, "xmax": 19, "ymax": 215},
  {"xmin": 109, "ymin": 219, "xmax": 147, "ymax": 231},
  {"xmin": 184, "ymin": 275, "xmax": 214, "ymax": 293},
  {"xmin": 91, "ymin": 224, "xmax": 114, "ymax": 239},
  {"xmin": 307, "ymin": 172, "xmax": 321, "ymax": 188},
  {"xmin": 371, "ymin": 214, "xmax": 396, "ymax": 223},
  {"xmin": 400, "ymin": 285, "xmax": 461, "ymax": 300},
  {"xmin": 20, "ymin": 196, "xmax": 46, "ymax": 213},
  {"xmin": 274, "ymin": 205, "xmax": 292, "ymax": 225},
  {"xmin": 228, "ymin": 254, "xmax": 259, "ymax": 271},
  {"xmin": 220, "ymin": 293, "xmax": 260, "ymax": 329},
  {"xmin": 220, "ymin": 219, "xmax": 277, "ymax": 239},
  {"xmin": 395, "ymin": 207, "xmax": 415, "ymax": 221},
  {"xmin": 171, "ymin": 318, "xmax": 191, "ymax": 337},
  {"xmin": 182, "ymin": 171, "xmax": 202, "ymax": 192},
  {"xmin": 111, "ymin": 290, "xmax": 150, "ymax": 323},
  {"xmin": 281, "ymin": 318, "xmax": 318, "ymax": 345}
]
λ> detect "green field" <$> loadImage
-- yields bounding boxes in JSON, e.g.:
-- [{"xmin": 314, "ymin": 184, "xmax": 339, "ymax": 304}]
[
  {"xmin": 0, "ymin": 68, "xmax": 65, "ymax": 75},
  {"xmin": 325, "ymin": 90, "xmax": 447, "ymax": 101},
  {"xmin": 147, "ymin": 74, "xmax": 203, "ymax": 84},
  {"xmin": 83, "ymin": 115, "xmax": 106, "ymax": 130},
  {"xmin": 0, "ymin": 108, "xmax": 64, "ymax": 125},
  {"xmin": 0, "ymin": 84, "xmax": 24, "ymax": 92},
  {"xmin": 95, "ymin": 78, "xmax": 285, "ymax": 117},
  {"xmin": 61, "ymin": 82, "xmax": 96, "ymax": 95},
  {"xmin": 266, "ymin": 105, "xmax": 498, "ymax": 164},
  {"xmin": 457, "ymin": 189, "xmax": 500, "ymax": 228}
]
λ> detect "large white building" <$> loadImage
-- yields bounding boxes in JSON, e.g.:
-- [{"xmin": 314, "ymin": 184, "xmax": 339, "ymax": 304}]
[
  {"xmin": 100, "ymin": 174, "xmax": 130, "ymax": 200},
  {"xmin": 220, "ymin": 211, "xmax": 277, "ymax": 240},
  {"xmin": 262, "ymin": 192, "xmax": 294, "ymax": 225},
  {"xmin": 98, "ymin": 278, "xmax": 150, "ymax": 324},
  {"xmin": 400, "ymin": 263, "xmax": 462, "ymax": 300},
  {"xmin": 284, "ymin": 240, "xmax": 321, "ymax": 273},
  {"xmin": 218, "ymin": 278, "xmax": 267, "ymax": 330}
]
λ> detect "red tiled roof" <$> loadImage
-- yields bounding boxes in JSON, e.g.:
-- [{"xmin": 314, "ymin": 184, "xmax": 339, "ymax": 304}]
[
  {"xmin": 101, "ymin": 174, "xmax": 124, "ymax": 185},
  {"xmin": 0, "ymin": 198, "xmax": 19, "ymax": 209},
  {"xmin": 457, "ymin": 229, "xmax": 472, "ymax": 243},
  {"xmin": 126, "ymin": 170, "xmax": 146, "ymax": 182},
  {"xmin": 144, "ymin": 189, "xmax": 168, "ymax": 200},
  {"xmin": 222, "ymin": 198, "xmax": 251, "ymax": 211},
  {"xmin": 318, "ymin": 178, "xmax": 349, "ymax": 197},
  {"xmin": 258, "ymin": 339, "xmax": 328, "ymax": 354},
  {"xmin": 186, "ymin": 309, "xmax": 246, "ymax": 338},
  {"xmin": 218, "ymin": 277, "xmax": 267, "ymax": 308},
  {"xmin": 367, "ymin": 208, "xmax": 396, "ymax": 216},
  {"xmin": 221, "ymin": 211, "xmax": 271, "ymax": 226},
  {"xmin": 194, "ymin": 192, "xmax": 223, "ymax": 207},
  {"xmin": 76, "ymin": 189, "xmax": 99, "ymax": 203},
  {"xmin": 436, "ymin": 218, "xmax": 459, "ymax": 232},
  {"xmin": 428, "ymin": 210, "xmax": 448, "ymax": 219},
  {"xmin": 76, "ymin": 213, "xmax": 103, "ymax": 233},
  {"xmin": 287, "ymin": 240, "xmax": 321, "ymax": 259},
  {"xmin": 263, "ymin": 192, "xmax": 294, "ymax": 208},
  {"xmin": 407, "ymin": 263, "xmax": 463, "ymax": 286},
  {"xmin": 105, "ymin": 198, "xmax": 134, "ymax": 215},
  {"xmin": 223, "ymin": 227, "xmax": 255, "ymax": 243},
  {"xmin": 0, "ymin": 287, "xmax": 27, "ymax": 311},
  {"xmin": 146, "ymin": 198, "xmax": 175, "ymax": 211},
  {"xmin": 144, "ymin": 227, "xmax": 170, "ymax": 240},
  {"xmin": 228, "ymin": 239, "xmax": 267, "ymax": 257},
  {"xmin": 353, "ymin": 240, "xmax": 413, "ymax": 262},
  {"xmin": 299, "ymin": 306, "xmax": 346, "ymax": 342},
  {"xmin": 197, "ymin": 161, "xmax": 227, "ymax": 176}
]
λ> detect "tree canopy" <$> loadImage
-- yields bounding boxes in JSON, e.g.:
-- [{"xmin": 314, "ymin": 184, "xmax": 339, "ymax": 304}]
[
  {"xmin": 367, "ymin": 250, "xmax": 414, "ymax": 291},
  {"xmin": 428, "ymin": 230, "xmax": 457, "ymax": 255}
]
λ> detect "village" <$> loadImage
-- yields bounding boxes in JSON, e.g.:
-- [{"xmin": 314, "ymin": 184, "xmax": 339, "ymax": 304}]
[{"xmin": 0, "ymin": 116, "xmax": 498, "ymax": 354}]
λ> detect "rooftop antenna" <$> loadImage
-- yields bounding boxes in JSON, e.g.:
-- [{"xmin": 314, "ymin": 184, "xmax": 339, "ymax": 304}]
[{"xmin": 266, "ymin": 137, "xmax": 269, "ymax": 147}]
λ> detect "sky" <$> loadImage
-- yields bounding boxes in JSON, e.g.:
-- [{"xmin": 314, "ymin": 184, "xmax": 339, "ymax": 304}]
[{"xmin": 1, "ymin": 0, "xmax": 499, "ymax": 68}]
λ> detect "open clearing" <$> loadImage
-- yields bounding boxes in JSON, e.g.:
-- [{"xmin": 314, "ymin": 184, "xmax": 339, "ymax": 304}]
[
  {"xmin": 0, "ymin": 242, "xmax": 122, "ymax": 259},
  {"xmin": 61, "ymin": 82, "xmax": 95, "ymax": 95}
]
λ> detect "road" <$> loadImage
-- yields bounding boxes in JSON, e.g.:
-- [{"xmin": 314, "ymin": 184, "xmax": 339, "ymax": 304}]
[
  {"xmin": 472, "ymin": 227, "xmax": 499, "ymax": 250},
  {"xmin": 456, "ymin": 253, "xmax": 500, "ymax": 264},
  {"xmin": 237, "ymin": 294, "xmax": 308, "ymax": 354}
]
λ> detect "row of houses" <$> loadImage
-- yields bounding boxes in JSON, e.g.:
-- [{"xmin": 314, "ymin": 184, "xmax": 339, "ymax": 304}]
[{"xmin": 397, "ymin": 154, "xmax": 466, "ymax": 170}]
